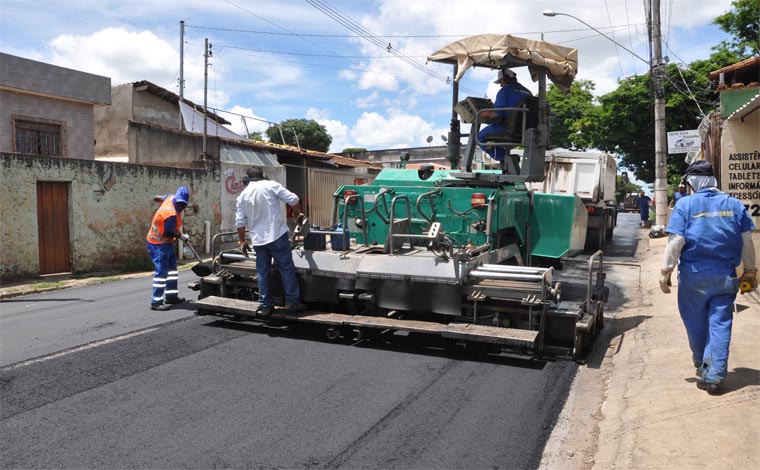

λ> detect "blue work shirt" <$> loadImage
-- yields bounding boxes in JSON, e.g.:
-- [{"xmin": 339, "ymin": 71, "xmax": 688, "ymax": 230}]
[
  {"xmin": 493, "ymin": 82, "xmax": 532, "ymax": 120},
  {"xmin": 666, "ymin": 188, "xmax": 755, "ymax": 273}
]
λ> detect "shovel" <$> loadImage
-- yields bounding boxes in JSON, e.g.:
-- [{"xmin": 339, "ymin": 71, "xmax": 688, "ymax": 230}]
[{"xmin": 183, "ymin": 239, "xmax": 213, "ymax": 277}]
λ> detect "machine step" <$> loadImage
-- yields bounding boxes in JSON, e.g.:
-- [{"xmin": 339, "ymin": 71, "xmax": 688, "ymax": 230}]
[{"xmin": 195, "ymin": 296, "xmax": 538, "ymax": 348}]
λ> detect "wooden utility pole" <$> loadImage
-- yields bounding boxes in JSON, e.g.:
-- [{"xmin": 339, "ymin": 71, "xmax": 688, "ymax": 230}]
[
  {"xmin": 179, "ymin": 21, "xmax": 185, "ymax": 130},
  {"xmin": 202, "ymin": 38, "xmax": 210, "ymax": 160}
]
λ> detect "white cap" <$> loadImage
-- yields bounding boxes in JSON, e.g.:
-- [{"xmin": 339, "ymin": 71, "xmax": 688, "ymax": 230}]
[{"xmin": 494, "ymin": 69, "xmax": 516, "ymax": 83}]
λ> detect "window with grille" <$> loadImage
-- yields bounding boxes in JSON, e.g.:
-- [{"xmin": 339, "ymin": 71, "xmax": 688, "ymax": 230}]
[{"xmin": 14, "ymin": 119, "xmax": 63, "ymax": 156}]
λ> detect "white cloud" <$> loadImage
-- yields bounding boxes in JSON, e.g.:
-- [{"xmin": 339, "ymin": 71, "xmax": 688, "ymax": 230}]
[
  {"xmin": 350, "ymin": 112, "xmax": 436, "ymax": 149},
  {"xmin": 49, "ymin": 28, "xmax": 180, "ymax": 87}
]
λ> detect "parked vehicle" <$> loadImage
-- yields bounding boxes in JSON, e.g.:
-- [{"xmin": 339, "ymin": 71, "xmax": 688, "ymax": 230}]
[{"xmin": 527, "ymin": 150, "xmax": 618, "ymax": 250}]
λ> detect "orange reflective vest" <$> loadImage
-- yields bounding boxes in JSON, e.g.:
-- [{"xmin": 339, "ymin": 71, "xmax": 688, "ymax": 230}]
[{"xmin": 146, "ymin": 196, "xmax": 183, "ymax": 245}]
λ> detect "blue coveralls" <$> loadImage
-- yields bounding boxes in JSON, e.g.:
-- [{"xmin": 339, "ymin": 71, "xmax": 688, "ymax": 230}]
[
  {"xmin": 638, "ymin": 195, "xmax": 651, "ymax": 223},
  {"xmin": 477, "ymin": 82, "xmax": 531, "ymax": 161},
  {"xmin": 666, "ymin": 189, "xmax": 755, "ymax": 384}
]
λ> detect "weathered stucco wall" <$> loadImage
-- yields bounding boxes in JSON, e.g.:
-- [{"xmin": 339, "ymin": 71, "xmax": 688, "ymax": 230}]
[
  {"xmin": 0, "ymin": 152, "xmax": 222, "ymax": 281},
  {"xmin": 94, "ymin": 84, "xmax": 133, "ymax": 158},
  {"xmin": 132, "ymin": 88, "xmax": 180, "ymax": 129},
  {"xmin": 129, "ymin": 121, "xmax": 218, "ymax": 166}
]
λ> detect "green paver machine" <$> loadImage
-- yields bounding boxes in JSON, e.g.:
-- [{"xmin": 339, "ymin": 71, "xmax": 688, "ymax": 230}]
[{"xmin": 194, "ymin": 35, "xmax": 605, "ymax": 359}]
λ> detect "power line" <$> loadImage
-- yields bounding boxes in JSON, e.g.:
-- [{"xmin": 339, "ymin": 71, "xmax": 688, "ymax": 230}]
[{"xmin": 185, "ymin": 23, "xmax": 646, "ymax": 38}]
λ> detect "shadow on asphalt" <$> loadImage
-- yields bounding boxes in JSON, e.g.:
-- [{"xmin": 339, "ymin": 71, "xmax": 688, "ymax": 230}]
[{"xmin": 202, "ymin": 318, "xmax": 550, "ymax": 369}]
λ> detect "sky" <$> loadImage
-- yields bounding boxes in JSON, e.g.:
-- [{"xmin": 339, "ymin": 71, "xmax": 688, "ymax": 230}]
[{"xmin": 0, "ymin": 0, "xmax": 735, "ymax": 154}]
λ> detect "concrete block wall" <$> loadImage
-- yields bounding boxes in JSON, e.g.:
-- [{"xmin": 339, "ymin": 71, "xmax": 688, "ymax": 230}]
[
  {"xmin": 0, "ymin": 153, "xmax": 222, "ymax": 282},
  {"xmin": 0, "ymin": 90, "xmax": 97, "ymax": 159}
]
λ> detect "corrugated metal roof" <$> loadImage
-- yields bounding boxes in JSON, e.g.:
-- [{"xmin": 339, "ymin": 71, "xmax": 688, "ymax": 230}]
[
  {"xmin": 233, "ymin": 139, "xmax": 382, "ymax": 170},
  {"xmin": 220, "ymin": 142, "xmax": 281, "ymax": 166}
]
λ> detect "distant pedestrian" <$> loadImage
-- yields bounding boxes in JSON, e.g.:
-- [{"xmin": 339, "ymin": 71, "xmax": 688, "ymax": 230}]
[
  {"xmin": 674, "ymin": 183, "xmax": 687, "ymax": 203},
  {"xmin": 659, "ymin": 160, "xmax": 757, "ymax": 395},
  {"xmin": 235, "ymin": 167, "xmax": 304, "ymax": 316},
  {"xmin": 146, "ymin": 186, "xmax": 190, "ymax": 311},
  {"xmin": 638, "ymin": 191, "xmax": 652, "ymax": 227}
]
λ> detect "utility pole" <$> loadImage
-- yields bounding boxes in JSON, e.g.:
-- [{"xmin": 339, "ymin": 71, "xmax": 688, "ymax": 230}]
[
  {"xmin": 652, "ymin": 0, "xmax": 668, "ymax": 226},
  {"xmin": 179, "ymin": 21, "xmax": 185, "ymax": 130},
  {"xmin": 202, "ymin": 38, "xmax": 211, "ymax": 160}
]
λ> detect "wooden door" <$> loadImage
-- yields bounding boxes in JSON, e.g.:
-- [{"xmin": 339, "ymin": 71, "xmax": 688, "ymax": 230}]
[{"xmin": 37, "ymin": 182, "xmax": 71, "ymax": 275}]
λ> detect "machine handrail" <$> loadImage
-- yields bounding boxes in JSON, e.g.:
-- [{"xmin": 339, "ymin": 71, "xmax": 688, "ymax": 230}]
[
  {"xmin": 388, "ymin": 194, "xmax": 412, "ymax": 254},
  {"xmin": 586, "ymin": 250, "xmax": 605, "ymax": 306},
  {"xmin": 415, "ymin": 189, "xmax": 441, "ymax": 225}
]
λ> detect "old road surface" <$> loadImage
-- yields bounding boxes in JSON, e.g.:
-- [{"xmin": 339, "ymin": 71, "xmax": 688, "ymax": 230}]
[{"xmin": 0, "ymin": 213, "xmax": 643, "ymax": 469}]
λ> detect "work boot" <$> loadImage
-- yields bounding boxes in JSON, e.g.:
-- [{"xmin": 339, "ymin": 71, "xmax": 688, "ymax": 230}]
[
  {"xmin": 165, "ymin": 297, "xmax": 186, "ymax": 305},
  {"xmin": 150, "ymin": 303, "xmax": 171, "ymax": 311},
  {"xmin": 258, "ymin": 306, "xmax": 273, "ymax": 317},
  {"xmin": 284, "ymin": 302, "xmax": 306, "ymax": 312},
  {"xmin": 697, "ymin": 380, "xmax": 724, "ymax": 395}
]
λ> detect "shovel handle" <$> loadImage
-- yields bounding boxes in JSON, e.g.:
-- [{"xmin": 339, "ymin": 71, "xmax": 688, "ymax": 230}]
[{"xmin": 184, "ymin": 240, "xmax": 203, "ymax": 263}]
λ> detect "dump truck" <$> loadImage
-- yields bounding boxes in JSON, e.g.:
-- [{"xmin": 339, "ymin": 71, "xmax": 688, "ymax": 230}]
[
  {"xmin": 193, "ymin": 35, "xmax": 605, "ymax": 359},
  {"xmin": 527, "ymin": 150, "xmax": 618, "ymax": 250}
]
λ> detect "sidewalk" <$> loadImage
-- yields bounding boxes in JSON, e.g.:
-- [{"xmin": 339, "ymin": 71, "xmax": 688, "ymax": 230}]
[
  {"xmin": 543, "ymin": 235, "xmax": 760, "ymax": 469},
  {"xmin": 0, "ymin": 258, "xmax": 203, "ymax": 300}
]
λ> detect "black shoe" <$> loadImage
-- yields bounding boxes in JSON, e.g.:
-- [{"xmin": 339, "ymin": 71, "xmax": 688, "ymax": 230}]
[
  {"xmin": 284, "ymin": 303, "xmax": 306, "ymax": 312},
  {"xmin": 258, "ymin": 306, "xmax": 273, "ymax": 317},
  {"xmin": 697, "ymin": 380, "xmax": 723, "ymax": 395},
  {"xmin": 165, "ymin": 297, "xmax": 186, "ymax": 305},
  {"xmin": 150, "ymin": 304, "xmax": 171, "ymax": 311}
]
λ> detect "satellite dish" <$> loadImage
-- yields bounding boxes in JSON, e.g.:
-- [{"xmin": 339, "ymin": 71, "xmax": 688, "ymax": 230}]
[
  {"xmin": 441, "ymin": 135, "xmax": 447, "ymax": 142},
  {"xmin": 426, "ymin": 135, "xmax": 433, "ymax": 143}
]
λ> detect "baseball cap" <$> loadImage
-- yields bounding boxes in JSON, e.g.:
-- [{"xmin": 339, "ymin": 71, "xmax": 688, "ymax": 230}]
[
  {"xmin": 683, "ymin": 160, "xmax": 714, "ymax": 177},
  {"xmin": 175, "ymin": 186, "xmax": 190, "ymax": 205},
  {"xmin": 494, "ymin": 69, "xmax": 516, "ymax": 83}
]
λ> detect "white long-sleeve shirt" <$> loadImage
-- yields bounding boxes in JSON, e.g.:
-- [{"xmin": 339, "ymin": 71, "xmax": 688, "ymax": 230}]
[{"xmin": 235, "ymin": 179, "xmax": 299, "ymax": 246}]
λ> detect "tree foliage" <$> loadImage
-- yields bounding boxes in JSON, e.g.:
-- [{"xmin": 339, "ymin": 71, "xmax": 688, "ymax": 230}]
[
  {"xmin": 547, "ymin": 79, "xmax": 600, "ymax": 150},
  {"xmin": 712, "ymin": 0, "xmax": 760, "ymax": 58},
  {"xmin": 247, "ymin": 131, "xmax": 264, "ymax": 141},
  {"xmin": 594, "ymin": 64, "xmax": 704, "ymax": 182},
  {"xmin": 265, "ymin": 119, "xmax": 332, "ymax": 153}
]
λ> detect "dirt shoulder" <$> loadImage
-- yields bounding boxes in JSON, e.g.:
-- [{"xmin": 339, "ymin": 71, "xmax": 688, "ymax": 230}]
[{"xmin": 541, "ymin": 236, "xmax": 760, "ymax": 469}]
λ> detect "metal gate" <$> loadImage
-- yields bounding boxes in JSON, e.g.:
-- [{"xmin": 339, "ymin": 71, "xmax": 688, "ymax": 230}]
[
  {"xmin": 37, "ymin": 181, "xmax": 71, "ymax": 274},
  {"xmin": 307, "ymin": 169, "xmax": 373, "ymax": 228}
]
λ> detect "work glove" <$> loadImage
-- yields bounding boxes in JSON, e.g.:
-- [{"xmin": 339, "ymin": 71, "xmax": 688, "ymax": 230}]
[
  {"xmin": 179, "ymin": 233, "xmax": 190, "ymax": 242},
  {"xmin": 739, "ymin": 271, "xmax": 758, "ymax": 294},
  {"xmin": 659, "ymin": 269, "xmax": 672, "ymax": 294},
  {"xmin": 239, "ymin": 242, "xmax": 251, "ymax": 257}
]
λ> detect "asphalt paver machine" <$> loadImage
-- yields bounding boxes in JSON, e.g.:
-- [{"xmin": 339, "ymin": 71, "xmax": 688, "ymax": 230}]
[{"xmin": 194, "ymin": 35, "xmax": 605, "ymax": 359}]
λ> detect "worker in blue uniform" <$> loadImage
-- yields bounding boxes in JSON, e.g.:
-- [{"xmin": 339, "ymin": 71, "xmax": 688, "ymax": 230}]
[
  {"xmin": 637, "ymin": 191, "xmax": 651, "ymax": 227},
  {"xmin": 478, "ymin": 69, "xmax": 532, "ymax": 162},
  {"xmin": 660, "ymin": 160, "xmax": 757, "ymax": 395}
]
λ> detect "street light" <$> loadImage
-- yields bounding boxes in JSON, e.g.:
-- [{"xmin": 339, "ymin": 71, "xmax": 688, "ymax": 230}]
[
  {"xmin": 543, "ymin": 7, "xmax": 669, "ymax": 227},
  {"xmin": 542, "ymin": 10, "xmax": 648, "ymax": 65}
]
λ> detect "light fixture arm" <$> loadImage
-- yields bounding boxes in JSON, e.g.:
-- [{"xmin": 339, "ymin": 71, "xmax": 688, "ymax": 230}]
[{"xmin": 542, "ymin": 10, "xmax": 649, "ymax": 65}]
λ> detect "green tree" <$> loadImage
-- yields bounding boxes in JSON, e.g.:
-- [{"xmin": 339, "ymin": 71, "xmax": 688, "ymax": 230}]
[
  {"xmin": 247, "ymin": 131, "xmax": 264, "ymax": 141},
  {"xmin": 342, "ymin": 147, "xmax": 367, "ymax": 154},
  {"xmin": 265, "ymin": 119, "xmax": 332, "ymax": 153},
  {"xmin": 547, "ymin": 79, "xmax": 600, "ymax": 150},
  {"xmin": 594, "ymin": 64, "xmax": 703, "ymax": 182},
  {"xmin": 712, "ymin": 0, "xmax": 760, "ymax": 58}
]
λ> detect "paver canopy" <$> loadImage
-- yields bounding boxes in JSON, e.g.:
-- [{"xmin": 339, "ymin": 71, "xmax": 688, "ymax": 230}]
[{"xmin": 427, "ymin": 34, "xmax": 578, "ymax": 92}]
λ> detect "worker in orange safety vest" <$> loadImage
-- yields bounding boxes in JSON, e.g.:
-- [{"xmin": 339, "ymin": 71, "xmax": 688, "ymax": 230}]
[{"xmin": 146, "ymin": 186, "xmax": 190, "ymax": 311}]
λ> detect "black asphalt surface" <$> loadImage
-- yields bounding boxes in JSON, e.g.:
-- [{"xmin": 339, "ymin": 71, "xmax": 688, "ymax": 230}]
[
  {"xmin": 2, "ymin": 317, "xmax": 574, "ymax": 469},
  {"xmin": 0, "ymin": 214, "xmax": 643, "ymax": 469}
]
